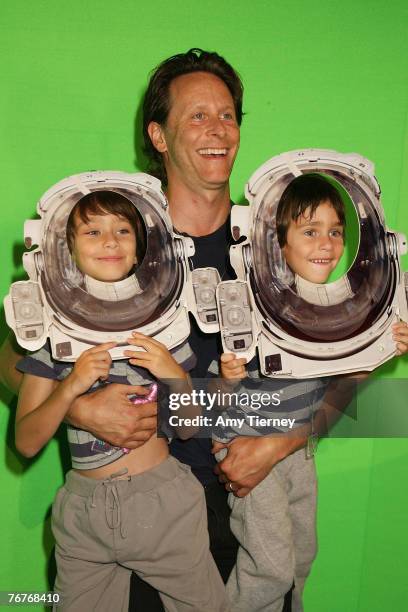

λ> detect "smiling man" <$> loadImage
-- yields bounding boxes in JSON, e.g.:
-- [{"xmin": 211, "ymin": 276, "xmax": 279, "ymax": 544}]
[
  {"xmin": 126, "ymin": 49, "xmax": 308, "ymax": 611},
  {"xmin": 69, "ymin": 49, "xmax": 305, "ymax": 610},
  {"xmin": 147, "ymin": 71, "xmax": 240, "ymax": 211}
]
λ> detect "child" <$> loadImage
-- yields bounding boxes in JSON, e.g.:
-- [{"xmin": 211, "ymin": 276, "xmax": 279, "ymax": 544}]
[
  {"xmin": 212, "ymin": 174, "xmax": 359, "ymax": 611},
  {"xmin": 215, "ymin": 174, "xmax": 408, "ymax": 611},
  {"xmin": 15, "ymin": 191, "xmax": 227, "ymax": 612}
]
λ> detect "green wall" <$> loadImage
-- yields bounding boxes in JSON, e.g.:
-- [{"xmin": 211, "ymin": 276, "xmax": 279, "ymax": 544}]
[{"xmin": 1, "ymin": 1, "xmax": 408, "ymax": 609}]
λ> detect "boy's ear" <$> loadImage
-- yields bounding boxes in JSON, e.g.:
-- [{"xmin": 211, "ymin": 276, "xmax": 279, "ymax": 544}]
[{"xmin": 147, "ymin": 122, "xmax": 168, "ymax": 154}]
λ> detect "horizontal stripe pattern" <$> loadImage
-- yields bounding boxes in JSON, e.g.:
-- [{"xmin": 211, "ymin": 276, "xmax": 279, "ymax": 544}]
[
  {"xmin": 17, "ymin": 339, "xmax": 195, "ymax": 469},
  {"xmin": 209, "ymin": 357, "xmax": 330, "ymax": 442}
]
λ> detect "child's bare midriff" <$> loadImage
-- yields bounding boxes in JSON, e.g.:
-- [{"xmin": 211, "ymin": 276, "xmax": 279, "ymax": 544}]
[{"xmin": 76, "ymin": 436, "xmax": 169, "ymax": 479}]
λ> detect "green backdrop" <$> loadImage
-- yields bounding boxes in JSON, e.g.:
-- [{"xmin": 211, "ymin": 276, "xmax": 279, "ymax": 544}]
[{"xmin": 1, "ymin": 1, "xmax": 408, "ymax": 610}]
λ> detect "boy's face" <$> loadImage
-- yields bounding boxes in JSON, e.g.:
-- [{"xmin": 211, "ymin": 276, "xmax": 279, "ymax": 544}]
[
  {"xmin": 71, "ymin": 211, "xmax": 137, "ymax": 282},
  {"xmin": 282, "ymin": 200, "xmax": 344, "ymax": 284}
]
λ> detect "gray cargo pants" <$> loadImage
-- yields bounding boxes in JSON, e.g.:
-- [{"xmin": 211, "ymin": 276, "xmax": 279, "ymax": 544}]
[{"xmin": 52, "ymin": 456, "xmax": 227, "ymax": 612}]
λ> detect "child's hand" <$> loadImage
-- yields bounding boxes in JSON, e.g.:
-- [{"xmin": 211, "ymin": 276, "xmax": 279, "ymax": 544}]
[
  {"xmin": 124, "ymin": 332, "xmax": 187, "ymax": 381},
  {"xmin": 393, "ymin": 321, "xmax": 408, "ymax": 356},
  {"xmin": 65, "ymin": 342, "xmax": 116, "ymax": 398},
  {"xmin": 220, "ymin": 353, "xmax": 247, "ymax": 383}
]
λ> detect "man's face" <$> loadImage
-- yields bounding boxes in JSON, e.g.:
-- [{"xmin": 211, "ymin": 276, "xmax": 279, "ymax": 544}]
[
  {"xmin": 282, "ymin": 201, "xmax": 345, "ymax": 284},
  {"xmin": 149, "ymin": 71, "xmax": 240, "ymax": 191}
]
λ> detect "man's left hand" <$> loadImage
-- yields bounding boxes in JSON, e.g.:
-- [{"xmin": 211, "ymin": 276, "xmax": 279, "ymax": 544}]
[
  {"xmin": 393, "ymin": 321, "xmax": 408, "ymax": 356},
  {"xmin": 212, "ymin": 435, "xmax": 306, "ymax": 497}
]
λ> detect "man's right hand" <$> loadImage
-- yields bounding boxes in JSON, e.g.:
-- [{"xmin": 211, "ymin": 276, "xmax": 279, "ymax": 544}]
[{"xmin": 66, "ymin": 383, "xmax": 157, "ymax": 449}]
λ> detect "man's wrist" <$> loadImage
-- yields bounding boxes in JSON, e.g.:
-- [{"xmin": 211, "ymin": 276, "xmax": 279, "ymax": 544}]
[
  {"xmin": 58, "ymin": 377, "xmax": 82, "ymax": 406},
  {"xmin": 266, "ymin": 432, "xmax": 308, "ymax": 462},
  {"xmin": 65, "ymin": 392, "xmax": 91, "ymax": 428}
]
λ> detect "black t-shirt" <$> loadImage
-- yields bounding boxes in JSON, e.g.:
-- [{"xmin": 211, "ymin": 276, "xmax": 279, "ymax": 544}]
[{"xmin": 169, "ymin": 216, "xmax": 235, "ymax": 484}]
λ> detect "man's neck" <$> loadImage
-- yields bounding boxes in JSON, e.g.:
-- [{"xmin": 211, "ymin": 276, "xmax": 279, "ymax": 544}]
[{"xmin": 166, "ymin": 180, "xmax": 231, "ymax": 237}]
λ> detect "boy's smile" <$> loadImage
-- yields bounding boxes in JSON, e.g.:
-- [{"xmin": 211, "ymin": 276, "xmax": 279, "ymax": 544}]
[
  {"xmin": 72, "ymin": 212, "xmax": 137, "ymax": 282},
  {"xmin": 282, "ymin": 201, "xmax": 345, "ymax": 284}
]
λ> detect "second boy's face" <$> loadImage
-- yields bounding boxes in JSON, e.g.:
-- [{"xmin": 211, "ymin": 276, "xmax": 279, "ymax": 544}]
[
  {"xmin": 282, "ymin": 201, "xmax": 344, "ymax": 284},
  {"xmin": 72, "ymin": 212, "xmax": 137, "ymax": 282}
]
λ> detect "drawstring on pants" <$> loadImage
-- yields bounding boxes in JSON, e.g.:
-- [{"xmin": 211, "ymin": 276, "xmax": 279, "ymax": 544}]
[{"xmin": 88, "ymin": 467, "xmax": 129, "ymax": 539}]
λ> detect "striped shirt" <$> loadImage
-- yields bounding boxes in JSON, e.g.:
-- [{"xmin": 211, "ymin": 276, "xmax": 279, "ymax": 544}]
[
  {"xmin": 17, "ymin": 341, "xmax": 196, "ymax": 469},
  {"xmin": 208, "ymin": 357, "xmax": 329, "ymax": 442}
]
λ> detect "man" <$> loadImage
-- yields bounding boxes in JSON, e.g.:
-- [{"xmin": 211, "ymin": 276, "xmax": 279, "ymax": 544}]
[
  {"xmin": 137, "ymin": 52, "xmax": 330, "ymax": 610},
  {"xmin": 141, "ymin": 47, "xmax": 309, "ymax": 498}
]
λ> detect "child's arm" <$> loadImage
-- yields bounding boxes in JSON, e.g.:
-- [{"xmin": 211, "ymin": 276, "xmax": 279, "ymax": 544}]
[{"xmin": 15, "ymin": 342, "xmax": 115, "ymax": 458}]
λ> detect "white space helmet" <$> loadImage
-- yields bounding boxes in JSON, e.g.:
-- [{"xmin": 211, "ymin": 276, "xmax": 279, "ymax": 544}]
[
  {"xmin": 5, "ymin": 171, "xmax": 219, "ymax": 360},
  {"xmin": 216, "ymin": 149, "xmax": 408, "ymax": 378}
]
